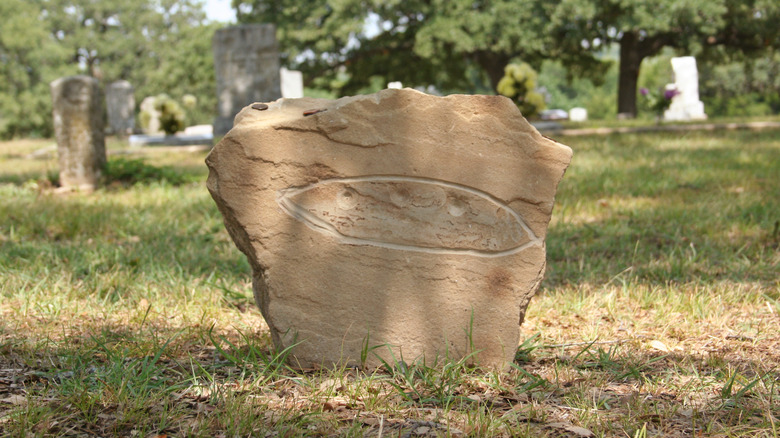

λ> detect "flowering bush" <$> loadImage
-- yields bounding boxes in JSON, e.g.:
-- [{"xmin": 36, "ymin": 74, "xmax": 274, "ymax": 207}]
[
  {"xmin": 641, "ymin": 86, "xmax": 680, "ymax": 117},
  {"xmin": 154, "ymin": 94, "xmax": 186, "ymax": 136},
  {"xmin": 497, "ymin": 63, "xmax": 546, "ymax": 117}
]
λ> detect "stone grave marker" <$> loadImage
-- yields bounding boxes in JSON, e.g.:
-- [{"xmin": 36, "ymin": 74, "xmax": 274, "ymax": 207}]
[
  {"xmin": 664, "ymin": 56, "xmax": 707, "ymax": 121},
  {"xmin": 206, "ymin": 88, "xmax": 572, "ymax": 370},
  {"xmin": 212, "ymin": 24, "xmax": 282, "ymax": 136},
  {"xmin": 569, "ymin": 107, "xmax": 588, "ymax": 122},
  {"xmin": 106, "ymin": 80, "xmax": 135, "ymax": 135},
  {"xmin": 51, "ymin": 75, "xmax": 106, "ymax": 191},
  {"xmin": 280, "ymin": 67, "xmax": 304, "ymax": 98}
]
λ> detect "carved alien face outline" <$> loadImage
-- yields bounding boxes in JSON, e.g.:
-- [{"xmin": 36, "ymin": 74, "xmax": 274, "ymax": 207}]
[{"xmin": 277, "ymin": 176, "xmax": 541, "ymax": 258}]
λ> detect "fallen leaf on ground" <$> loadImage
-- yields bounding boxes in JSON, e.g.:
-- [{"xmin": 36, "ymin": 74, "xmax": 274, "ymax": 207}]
[
  {"xmin": 547, "ymin": 422, "xmax": 595, "ymax": 437},
  {"xmin": 0, "ymin": 394, "xmax": 27, "ymax": 405},
  {"xmin": 648, "ymin": 340, "xmax": 670, "ymax": 352}
]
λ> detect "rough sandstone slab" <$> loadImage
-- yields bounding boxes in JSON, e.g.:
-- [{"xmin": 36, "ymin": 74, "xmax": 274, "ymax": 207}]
[{"xmin": 206, "ymin": 88, "xmax": 572, "ymax": 369}]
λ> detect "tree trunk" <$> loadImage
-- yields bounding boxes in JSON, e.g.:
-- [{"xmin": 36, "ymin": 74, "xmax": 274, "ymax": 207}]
[
  {"xmin": 617, "ymin": 31, "xmax": 643, "ymax": 118},
  {"xmin": 474, "ymin": 51, "xmax": 510, "ymax": 91}
]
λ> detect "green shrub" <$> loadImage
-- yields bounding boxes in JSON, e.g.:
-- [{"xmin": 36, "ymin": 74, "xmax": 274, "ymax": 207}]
[
  {"xmin": 496, "ymin": 63, "xmax": 546, "ymax": 117},
  {"xmin": 154, "ymin": 94, "xmax": 186, "ymax": 136},
  {"xmin": 104, "ymin": 157, "xmax": 188, "ymax": 186}
]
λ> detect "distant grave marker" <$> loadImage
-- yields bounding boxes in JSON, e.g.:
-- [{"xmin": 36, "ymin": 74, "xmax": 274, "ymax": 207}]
[
  {"xmin": 569, "ymin": 107, "xmax": 588, "ymax": 122},
  {"xmin": 50, "ymin": 75, "xmax": 106, "ymax": 191},
  {"xmin": 106, "ymin": 80, "xmax": 135, "ymax": 136},
  {"xmin": 664, "ymin": 56, "xmax": 707, "ymax": 121},
  {"xmin": 280, "ymin": 67, "xmax": 304, "ymax": 98},
  {"xmin": 212, "ymin": 24, "xmax": 282, "ymax": 136}
]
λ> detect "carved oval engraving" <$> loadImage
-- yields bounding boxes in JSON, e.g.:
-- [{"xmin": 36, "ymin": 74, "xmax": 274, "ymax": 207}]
[{"xmin": 277, "ymin": 176, "xmax": 540, "ymax": 257}]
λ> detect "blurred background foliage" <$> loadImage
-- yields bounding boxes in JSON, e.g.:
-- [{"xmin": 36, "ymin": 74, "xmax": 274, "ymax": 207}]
[
  {"xmin": 0, "ymin": 0, "xmax": 217, "ymax": 139},
  {"xmin": 0, "ymin": 0, "xmax": 778, "ymax": 139}
]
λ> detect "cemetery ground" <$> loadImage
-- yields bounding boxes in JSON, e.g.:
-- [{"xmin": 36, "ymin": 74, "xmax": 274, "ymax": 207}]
[{"xmin": 1, "ymin": 129, "xmax": 778, "ymax": 437}]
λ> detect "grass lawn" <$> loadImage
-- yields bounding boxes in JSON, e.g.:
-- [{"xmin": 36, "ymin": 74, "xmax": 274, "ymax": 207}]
[{"xmin": 1, "ymin": 129, "xmax": 778, "ymax": 437}]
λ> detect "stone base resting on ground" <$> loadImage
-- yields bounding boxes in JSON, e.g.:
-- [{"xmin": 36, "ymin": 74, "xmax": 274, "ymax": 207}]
[{"xmin": 206, "ymin": 88, "xmax": 572, "ymax": 370}]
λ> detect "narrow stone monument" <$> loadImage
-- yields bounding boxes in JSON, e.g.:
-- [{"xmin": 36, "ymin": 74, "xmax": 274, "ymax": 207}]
[
  {"xmin": 280, "ymin": 67, "xmax": 304, "ymax": 99},
  {"xmin": 51, "ymin": 75, "xmax": 106, "ymax": 191},
  {"xmin": 664, "ymin": 56, "xmax": 707, "ymax": 121},
  {"xmin": 212, "ymin": 24, "xmax": 282, "ymax": 136},
  {"xmin": 106, "ymin": 80, "xmax": 135, "ymax": 135},
  {"xmin": 206, "ymin": 88, "xmax": 572, "ymax": 370}
]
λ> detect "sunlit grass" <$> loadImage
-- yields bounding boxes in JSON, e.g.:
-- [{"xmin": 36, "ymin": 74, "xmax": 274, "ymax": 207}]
[{"xmin": 1, "ymin": 129, "xmax": 778, "ymax": 436}]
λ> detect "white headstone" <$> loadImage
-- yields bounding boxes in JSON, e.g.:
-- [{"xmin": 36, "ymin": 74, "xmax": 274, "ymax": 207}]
[
  {"xmin": 387, "ymin": 81, "xmax": 403, "ymax": 89},
  {"xmin": 569, "ymin": 107, "xmax": 588, "ymax": 122},
  {"xmin": 280, "ymin": 67, "xmax": 304, "ymax": 98},
  {"xmin": 664, "ymin": 56, "xmax": 707, "ymax": 121}
]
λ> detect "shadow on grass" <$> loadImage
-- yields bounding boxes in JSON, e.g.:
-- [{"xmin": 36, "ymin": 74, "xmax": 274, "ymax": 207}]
[
  {"xmin": 0, "ymin": 183, "xmax": 251, "ymax": 299},
  {"xmin": 1, "ymin": 317, "xmax": 777, "ymax": 437},
  {"xmin": 1, "ymin": 129, "xmax": 779, "ymax": 436},
  {"xmin": 543, "ymin": 130, "xmax": 780, "ymax": 287}
]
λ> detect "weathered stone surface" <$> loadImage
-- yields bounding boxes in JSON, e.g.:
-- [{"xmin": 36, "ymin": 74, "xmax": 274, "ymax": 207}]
[
  {"xmin": 106, "ymin": 80, "xmax": 135, "ymax": 135},
  {"xmin": 212, "ymin": 24, "xmax": 282, "ymax": 136},
  {"xmin": 51, "ymin": 75, "xmax": 106, "ymax": 191},
  {"xmin": 206, "ymin": 88, "xmax": 572, "ymax": 369}
]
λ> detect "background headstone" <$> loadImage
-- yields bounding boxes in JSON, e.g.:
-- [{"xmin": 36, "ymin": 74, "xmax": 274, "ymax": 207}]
[
  {"xmin": 569, "ymin": 107, "xmax": 588, "ymax": 122},
  {"xmin": 139, "ymin": 96, "xmax": 162, "ymax": 135},
  {"xmin": 106, "ymin": 80, "xmax": 135, "ymax": 136},
  {"xmin": 212, "ymin": 24, "xmax": 282, "ymax": 136},
  {"xmin": 664, "ymin": 56, "xmax": 707, "ymax": 121},
  {"xmin": 50, "ymin": 75, "xmax": 106, "ymax": 191},
  {"xmin": 280, "ymin": 67, "xmax": 304, "ymax": 98},
  {"xmin": 387, "ymin": 81, "xmax": 403, "ymax": 89}
]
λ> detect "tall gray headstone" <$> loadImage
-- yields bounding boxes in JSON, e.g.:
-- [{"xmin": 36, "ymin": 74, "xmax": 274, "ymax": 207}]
[
  {"xmin": 50, "ymin": 75, "xmax": 106, "ymax": 191},
  {"xmin": 213, "ymin": 24, "xmax": 282, "ymax": 136},
  {"xmin": 106, "ymin": 80, "xmax": 135, "ymax": 135}
]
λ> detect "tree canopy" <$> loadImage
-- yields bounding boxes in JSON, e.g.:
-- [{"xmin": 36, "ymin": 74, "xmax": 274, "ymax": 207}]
[
  {"xmin": 553, "ymin": 0, "xmax": 780, "ymax": 117},
  {"xmin": 2, "ymin": 0, "xmax": 778, "ymax": 139},
  {"xmin": 236, "ymin": 0, "xmax": 779, "ymax": 117},
  {"xmin": 234, "ymin": 0, "xmax": 595, "ymax": 95}
]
